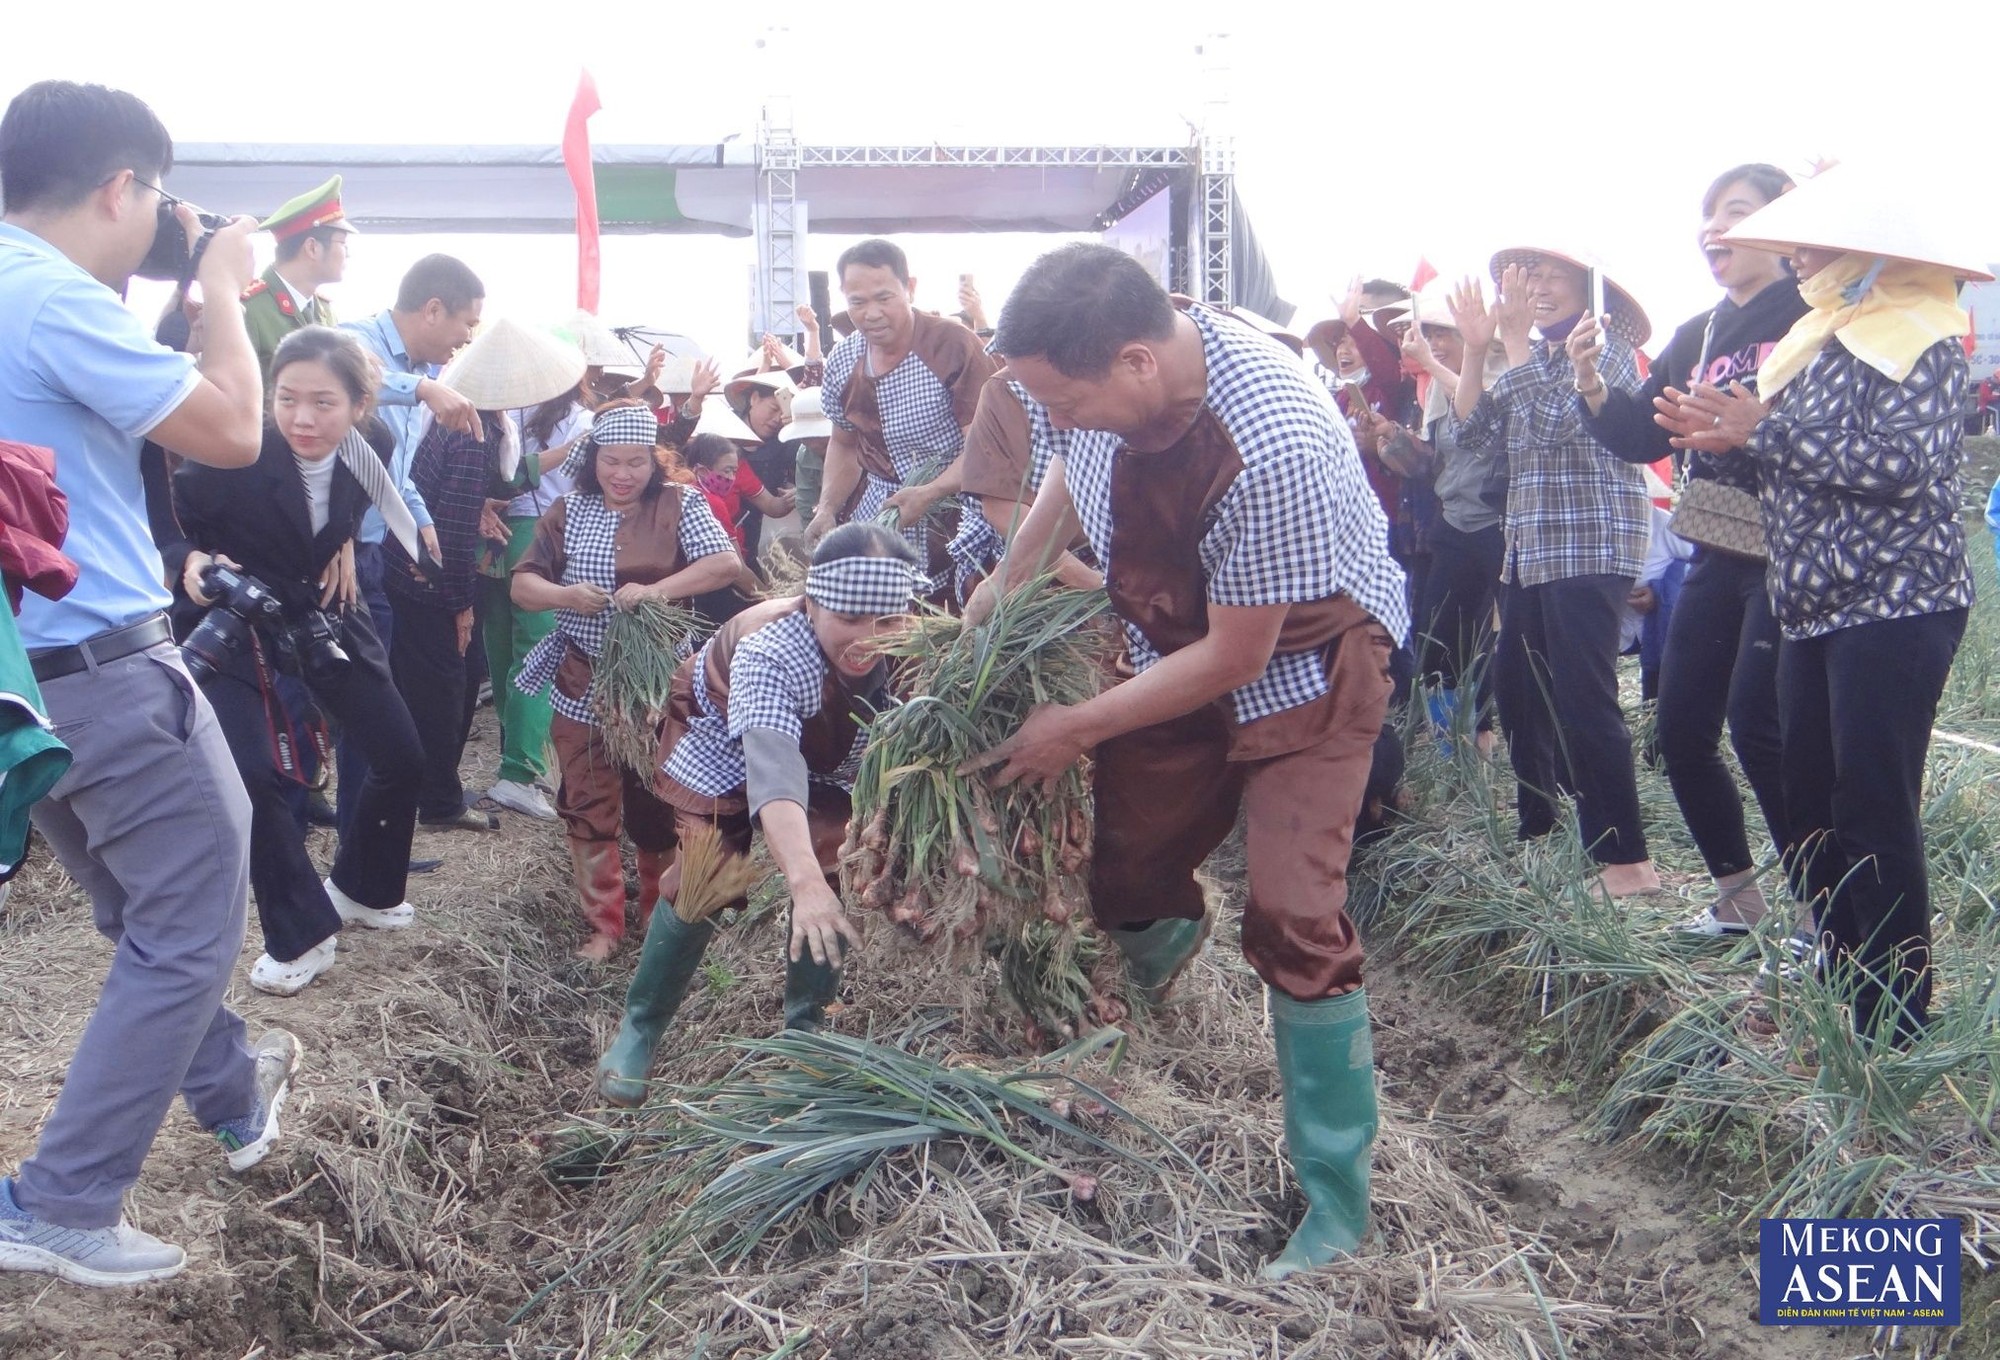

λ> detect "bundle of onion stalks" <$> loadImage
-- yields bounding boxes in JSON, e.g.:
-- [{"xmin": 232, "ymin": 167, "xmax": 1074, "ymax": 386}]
[
  {"xmin": 841, "ymin": 582, "xmax": 1134, "ymax": 1040},
  {"xmin": 590, "ymin": 598, "xmax": 710, "ymax": 775}
]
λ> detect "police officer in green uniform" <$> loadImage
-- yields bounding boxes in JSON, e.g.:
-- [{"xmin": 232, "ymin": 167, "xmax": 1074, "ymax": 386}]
[{"xmin": 243, "ymin": 175, "xmax": 355, "ymax": 380}]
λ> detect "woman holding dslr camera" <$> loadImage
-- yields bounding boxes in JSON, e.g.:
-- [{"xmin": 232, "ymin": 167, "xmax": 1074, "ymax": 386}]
[{"xmin": 167, "ymin": 326, "xmax": 424, "ymax": 996}]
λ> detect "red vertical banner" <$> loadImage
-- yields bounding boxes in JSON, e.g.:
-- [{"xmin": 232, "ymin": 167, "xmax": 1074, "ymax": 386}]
[
  {"xmin": 1965, "ymin": 306, "xmax": 1978, "ymax": 359},
  {"xmin": 564, "ymin": 70, "xmax": 602, "ymax": 313}
]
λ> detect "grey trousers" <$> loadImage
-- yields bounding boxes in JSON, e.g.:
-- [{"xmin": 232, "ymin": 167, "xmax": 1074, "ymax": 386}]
[{"xmin": 13, "ymin": 640, "xmax": 258, "ymax": 1228}]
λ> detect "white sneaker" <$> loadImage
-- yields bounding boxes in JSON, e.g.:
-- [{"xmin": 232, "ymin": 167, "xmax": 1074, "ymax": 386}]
[
  {"xmin": 486, "ymin": 779, "xmax": 557, "ymax": 820},
  {"xmin": 249, "ymin": 937, "xmax": 338, "ymax": 996},
  {"xmin": 0, "ymin": 1177, "xmax": 185, "ymax": 1286},
  {"xmin": 210, "ymin": 1030, "xmax": 304, "ymax": 1172},
  {"xmin": 323, "ymin": 877, "xmax": 414, "ymax": 931}
]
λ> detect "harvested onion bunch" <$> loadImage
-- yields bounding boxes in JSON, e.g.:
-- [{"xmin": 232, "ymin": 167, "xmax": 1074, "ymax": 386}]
[
  {"xmin": 590, "ymin": 598, "xmax": 710, "ymax": 775},
  {"xmin": 842, "ymin": 582, "xmax": 1113, "ymax": 969}
]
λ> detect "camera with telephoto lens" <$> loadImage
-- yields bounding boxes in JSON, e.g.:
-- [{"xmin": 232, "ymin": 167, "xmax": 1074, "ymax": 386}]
[
  {"xmin": 136, "ymin": 197, "xmax": 230, "ymax": 286},
  {"xmin": 180, "ymin": 564, "xmax": 288, "ymax": 684},
  {"xmin": 280, "ymin": 607, "xmax": 351, "ymax": 683}
]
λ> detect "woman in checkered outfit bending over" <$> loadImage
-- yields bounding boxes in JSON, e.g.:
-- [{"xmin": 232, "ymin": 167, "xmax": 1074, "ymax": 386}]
[{"xmin": 595, "ymin": 523, "xmax": 923, "ymax": 1105}]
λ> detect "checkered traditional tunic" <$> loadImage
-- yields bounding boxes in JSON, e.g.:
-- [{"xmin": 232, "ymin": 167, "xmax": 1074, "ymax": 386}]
[
  {"xmin": 513, "ymin": 488, "xmax": 736, "ymax": 723},
  {"xmin": 821, "ymin": 313, "xmax": 995, "ymax": 591},
  {"xmin": 663, "ymin": 608, "xmax": 869, "ymax": 797},
  {"xmin": 1055, "ymin": 304, "xmax": 1409, "ymax": 725}
]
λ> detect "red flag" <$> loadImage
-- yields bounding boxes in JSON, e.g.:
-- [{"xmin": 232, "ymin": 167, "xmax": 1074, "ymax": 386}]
[
  {"xmin": 563, "ymin": 70, "xmax": 602, "ymax": 314},
  {"xmin": 1965, "ymin": 306, "xmax": 1978, "ymax": 359},
  {"xmin": 1410, "ymin": 257, "xmax": 1438, "ymax": 293}
]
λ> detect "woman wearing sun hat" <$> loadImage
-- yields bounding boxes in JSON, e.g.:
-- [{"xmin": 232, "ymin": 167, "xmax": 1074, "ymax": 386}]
[
  {"xmin": 1449, "ymin": 244, "xmax": 1663, "ymax": 899},
  {"xmin": 511, "ymin": 399, "xmax": 743, "ymax": 960},
  {"xmin": 479, "ymin": 317, "xmax": 620, "ymax": 822},
  {"xmin": 1661, "ymin": 164, "xmax": 1986, "ymax": 1043},
  {"xmin": 1395, "ymin": 282, "xmax": 1507, "ymax": 753},
  {"xmin": 1568, "ymin": 165, "xmax": 1809, "ymax": 940},
  {"xmin": 385, "ymin": 318, "xmax": 586, "ymax": 833}
]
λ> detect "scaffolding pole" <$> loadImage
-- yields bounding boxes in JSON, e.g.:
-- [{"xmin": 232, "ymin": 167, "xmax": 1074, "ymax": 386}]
[
  {"xmin": 757, "ymin": 97, "xmax": 802, "ymax": 349},
  {"xmin": 1197, "ymin": 32, "xmax": 1235, "ymax": 306}
]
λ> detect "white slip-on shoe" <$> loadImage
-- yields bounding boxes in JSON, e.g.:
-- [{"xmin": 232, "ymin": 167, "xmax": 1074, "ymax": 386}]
[
  {"xmin": 1673, "ymin": 906, "xmax": 1754, "ymax": 938},
  {"xmin": 0, "ymin": 1177, "xmax": 185, "ymax": 1286},
  {"xmin": 486, "ymin": 779, "xmax": 557, "ymax": 820},
  {"xmin": 248, "ymin": 937, "xmax": 338, "ymax": 996},
  {"xmin": 324, "ymin": 877, "xmax": 414, "ymax": 931},
  {"xmin": 209, "ymin": 1030, "xmax": 304, "ymax": 1172}
]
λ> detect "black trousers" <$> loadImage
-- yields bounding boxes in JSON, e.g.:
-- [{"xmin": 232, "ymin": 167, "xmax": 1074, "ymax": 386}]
[
  {"xmin": 389, "ymin": 596, "xmax": 474, "ymax": 822},
  {"xmin": 208, "ymin": 607, "xmax": 422, "ymax": 961},
  {"xmin": 1495, "ymin": 573, "xmax": 1648, "ymax": 864},
  {"xmin": 1415, "ymin": 521, "xmax": 1503, "ymax": 726},
  {"xmin": 1653, "ymin": 550, "xmax": 1790, "ymax": 880},
  {"xmin": 1778, "ymin": 608, "xmax": 1966, "ymax": 1041},
  {"xmin": 336, "ymin": 540, "xmax": 396, "ymax": 841}
]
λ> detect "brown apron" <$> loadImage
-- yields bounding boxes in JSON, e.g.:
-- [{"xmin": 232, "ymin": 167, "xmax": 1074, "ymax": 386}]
[{"xmin": 1104, "ymin": 407, "xmax": 1375, "ymax": 762}]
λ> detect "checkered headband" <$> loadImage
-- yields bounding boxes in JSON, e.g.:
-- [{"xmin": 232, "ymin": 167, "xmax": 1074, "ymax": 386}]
[
  {"xmin": 805, "ymin": 555, "xmax": 925, "ymax": 616},
  {"xmin": 590, "ymin": 404, "xmax": 660, "ymax": 448}
]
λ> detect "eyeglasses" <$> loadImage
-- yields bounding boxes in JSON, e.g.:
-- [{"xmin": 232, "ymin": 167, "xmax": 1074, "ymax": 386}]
[{"xmin": 132, "ymin": 177, "xmax": 186, "ymax": 210}]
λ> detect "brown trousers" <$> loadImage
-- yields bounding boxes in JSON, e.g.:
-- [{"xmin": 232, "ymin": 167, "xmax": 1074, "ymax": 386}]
[
  {"xmin": 1090, "ymin": 624, "xmax": 1395, "ymax": 1001},
  {"xmin": 552, "ymin": 711, "xmax": 678, "ymax": 850}
]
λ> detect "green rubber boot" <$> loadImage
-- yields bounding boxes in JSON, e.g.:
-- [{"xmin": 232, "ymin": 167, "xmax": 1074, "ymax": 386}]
[
  {"xmin": 781, "ymin": 952, "xmax": 842, "ymax": 1032},
  {"xmin": 1112, "ymin": 916, "xmax": 1210, "ymax": 1007},
  {"xmin": 596, "ymin": 906, "xmax": 716, "ymax": 1107},
  {"xmin": 1263, "ymin": 987, "xmax": 1378, "ymax": 1280}
]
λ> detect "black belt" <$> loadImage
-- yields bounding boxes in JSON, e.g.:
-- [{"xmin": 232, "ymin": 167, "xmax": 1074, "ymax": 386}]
[{"xmin": 30, "ymin": 614, "xmax": 173, "ymax": 683}]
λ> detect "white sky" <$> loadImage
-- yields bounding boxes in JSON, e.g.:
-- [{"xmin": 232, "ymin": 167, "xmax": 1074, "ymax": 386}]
[{"xmin": 6, "ymin": 1, "xmax": 1997, "ymax": 358}]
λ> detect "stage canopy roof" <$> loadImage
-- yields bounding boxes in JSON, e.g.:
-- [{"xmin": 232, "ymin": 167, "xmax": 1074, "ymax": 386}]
[{"xmin": 168, "ymin": 143, "xmax": 1194, "ymax": 237}]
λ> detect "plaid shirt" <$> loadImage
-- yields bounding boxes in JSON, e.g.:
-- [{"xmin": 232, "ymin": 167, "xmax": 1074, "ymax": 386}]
[
  {"xmin": 663, "ymin": 608, "xmax": 868, "ymax": 796},
  {"xmin": 386, "ymin": 411, "xmax": 519, "ymax": 611},
  {"xmin": 1457, "ymin": 338, "xmax": 1649, "ymax": 587},
  {"xmin": 1055, "ymin": 304, "xmax": 1409, "ymax": 725}
]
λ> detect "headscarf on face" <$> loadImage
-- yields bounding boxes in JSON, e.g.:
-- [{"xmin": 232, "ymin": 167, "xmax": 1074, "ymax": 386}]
[{"xmin": 1757, "ymin": 252, "xmax": 1969, "ymax": 401}]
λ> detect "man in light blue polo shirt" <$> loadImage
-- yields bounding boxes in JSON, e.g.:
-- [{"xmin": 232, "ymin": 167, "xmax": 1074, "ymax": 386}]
[
  {"xmin": 339, "ymin": 254, "xmax": 482, "ymax": 651},
  {"xmin": 336, "ymin": 256, "xmax": 481, "ymax": 846},
  {"xmin": 0, "ymin": 81, "xmax": 302, "ymax": 1289}
]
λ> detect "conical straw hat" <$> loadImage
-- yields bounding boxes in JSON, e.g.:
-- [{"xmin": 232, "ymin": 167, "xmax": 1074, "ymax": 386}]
[
  {"xmin": 1488, "ymin": 243, "xmax": 1651, "ymax": 348},
  {"xmin": 1722, "ymin": 164, "xmax": 1995, "ymax": 281},
  {"xmin": 560, "ymin": 310, "xmax": 630, "ymax": 366},
  {"xmin": 692, "ymin": 398, "xmax": 760, "ymax": 444},
  {"xmin": 440, "ymin": 318, "xmax": 587, "ymax": 411}
]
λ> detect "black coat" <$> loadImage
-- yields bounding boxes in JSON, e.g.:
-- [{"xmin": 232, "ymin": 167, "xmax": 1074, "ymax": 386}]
[{"xmin": 165, "ymin": 420, "xmax": 393, "ymax": 679}]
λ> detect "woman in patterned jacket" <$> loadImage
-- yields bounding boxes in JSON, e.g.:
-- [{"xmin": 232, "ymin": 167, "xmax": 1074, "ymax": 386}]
[
  {"xmin": 510, "ymin": 401, "xmax": 742, "ymax": 961},
  {"xmin": 1664, "ymin": 167, "xmax": 1986, "ymax": 1043},
  {"xmin": 595, "ymin": 523, "xmax": 923, "ymax": 1105}
]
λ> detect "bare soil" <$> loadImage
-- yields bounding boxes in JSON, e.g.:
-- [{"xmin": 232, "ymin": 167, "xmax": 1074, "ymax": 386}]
[{"xmin": 0, "ymin": 717, "xmax": 1894, "ymax": 1357}]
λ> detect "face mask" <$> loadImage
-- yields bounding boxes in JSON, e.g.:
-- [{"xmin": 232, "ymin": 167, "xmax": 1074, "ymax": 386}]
[
  {"xmin": 1333, "ymin": 366, "xmax": 1371, "ymax": 390},
  {"xmin": 696, "ymin": 468, "xmax": 734, "ymax": 495}
]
